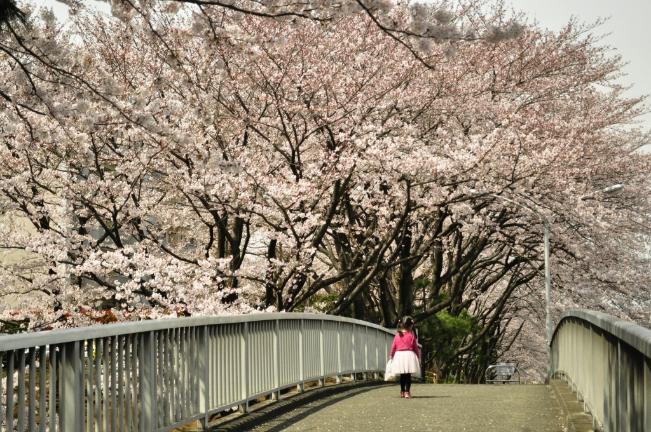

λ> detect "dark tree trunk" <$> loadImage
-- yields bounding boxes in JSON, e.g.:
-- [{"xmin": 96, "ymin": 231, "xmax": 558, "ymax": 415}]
[
  {"xmin": 264, "ymin": 239, "xmax": 277, "ymax": 307},
  {"xmin": 378, "ymin": 276, "xmax": 398, "ymax": 327},
  {"xmin": 398, "ymin": 225, "xmax": 414, "ymax": 317}
]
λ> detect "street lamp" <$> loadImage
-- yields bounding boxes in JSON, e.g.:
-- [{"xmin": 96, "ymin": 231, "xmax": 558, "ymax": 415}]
[
  {"xmin": 580, "ymin": 183, "xmax": 624, "ymax": 200},
  {"xmin": 469, "ymin": 184, "xmax": 624, "ymax": 381}
]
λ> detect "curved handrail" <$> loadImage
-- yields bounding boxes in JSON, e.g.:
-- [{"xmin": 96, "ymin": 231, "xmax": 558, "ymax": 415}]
[
  {"xmin": 552, "ymin": 309, "xmax": 651, "ymax": 358},
  {"xmin": 0, "ymin": 313, "xmax": 394, "ymax": 431},
  {"xmin": 0, "ymin": 312, "xmax": 391, "ymax": 351},
  {"xmin": 550, "ymin": 309, "xmax": 651, "ymax": 432}
]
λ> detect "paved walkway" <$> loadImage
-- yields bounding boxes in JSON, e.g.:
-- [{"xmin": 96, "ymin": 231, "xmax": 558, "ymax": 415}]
[{"xmin": 211, "ymin": 382, "xmax": 565, "ymax": 432}]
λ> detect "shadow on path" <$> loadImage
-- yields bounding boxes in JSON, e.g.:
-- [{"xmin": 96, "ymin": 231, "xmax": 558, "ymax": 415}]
[
  {"xmin": 409, "ymin": 395, "xmax": 450, "ymax": 399},
  {"xmin": 209, "ymin": 381, "xmax": 388, "ymax": 432}
]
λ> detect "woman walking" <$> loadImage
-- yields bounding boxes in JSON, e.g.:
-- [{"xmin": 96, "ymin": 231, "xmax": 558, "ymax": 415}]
[{"xmin": 389, "ymin": 316, "xmax": 420, "ymax": 398}]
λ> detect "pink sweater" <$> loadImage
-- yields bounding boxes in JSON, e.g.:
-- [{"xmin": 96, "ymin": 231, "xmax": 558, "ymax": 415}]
[{"xmin": 390, "ymin": 331, "xmax": 420, "ymax": 359}]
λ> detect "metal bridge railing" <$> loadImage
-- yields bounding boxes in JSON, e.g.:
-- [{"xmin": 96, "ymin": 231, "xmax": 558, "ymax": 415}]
[
  {"xmin": 0, "ymin": 313, "xmax": 394, "ymax": 431},
  {"xmin": 550, "ymin": 309, "xmax": 651, "ymax": 432}
]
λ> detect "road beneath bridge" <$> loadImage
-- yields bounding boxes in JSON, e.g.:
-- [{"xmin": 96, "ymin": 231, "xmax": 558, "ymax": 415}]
[{"xmin": 210, "ymin": 382, "xmax": 565, "ymax": 432}]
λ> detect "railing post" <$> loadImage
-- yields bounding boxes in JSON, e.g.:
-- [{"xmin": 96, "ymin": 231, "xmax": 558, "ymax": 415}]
[
  {"xmin": 199, "ymin": 327, "xmax": 209, "ymax": 429},
  {"xmin": 240, "ymin": 322, "xmax": 249, "ymax": 413},
  {"xmin": 140, "ymin": 331, "xmax": 157, "ymax": 432},
  {"xmin": 0, "ymin": 352, "xmax": 3, "ymax": 431},
  {"xmin": 644, "ymin": 356, "xmax": 651, "ymax": 432},
  {"xmin": 298, "ymin": 320, "xmax": 304, "ymax": 392},
  {"xmin": 273, "ymin": 320, "xmax": 280, "ymax": 400},
  {"xmin": 60, "ymin": 341, "xmax": 83, "ymax": 432},
  {"xmin": 351, "ymin": 325, "xmax": 356, "ymax": 381},
  {"xmin": 336, "ymin": 321, "xmax": 341, "ymax": 384},
  {"xmin": 373, "ymin": 329, "xmax": 379, "ymax": 380},
  {"xmin": 364, "ymin": 326, "xmax": 368, "ymax": 379},
  {"xmin": 617, "ymin": 339, "xmax": 624, "ymax": 432},
  {"xmin": 319, "ymin": 320, "xmax": 325, "ymax": 386}
]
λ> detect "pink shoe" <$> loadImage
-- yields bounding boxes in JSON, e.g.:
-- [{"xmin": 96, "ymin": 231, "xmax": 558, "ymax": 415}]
[
  {"xmin": 404, "ymin": 392, "xmax": 411, "ymax": 399},
  {"xmin": 400, "ymin": 391, "xmax": 405, "ymax": 398}
]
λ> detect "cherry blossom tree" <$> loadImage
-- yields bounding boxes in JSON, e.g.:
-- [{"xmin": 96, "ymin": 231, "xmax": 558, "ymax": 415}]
[{"xmin": 0, "ymin": 0, "xmax": 649, "ymax": 386}]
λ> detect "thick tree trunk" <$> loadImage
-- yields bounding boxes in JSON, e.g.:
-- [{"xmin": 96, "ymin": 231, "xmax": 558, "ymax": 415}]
[
  {"xmin": 398, "ymin": 225, "xmax": 414, "ymax": 317},
  {"xmin": 352, "ymin": 293, "xmax": 366, "ymax": 320},
  {"xmin": 378, "ymin": 276, "xmax": 398, "ymax": 327},
  {"xmin": 264, "ymin": 239, "xmax": 277, "ymax": 307}
]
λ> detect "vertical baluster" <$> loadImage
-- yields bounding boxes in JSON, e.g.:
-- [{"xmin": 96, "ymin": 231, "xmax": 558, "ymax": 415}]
[
  {"xmin": 176, "ymin": 328, "xmax": 182, "ymax": 419},
  {"xmin": 86, "ymin": 340, "xmax": 94, "ymax": 432},
  {"xmin": 176, "ymin": 327, "xmax": 182, "ymax": 421},
  {"xmin": 157, "ymin": 332, "xmax": 165, "ymax": 428},
  {"xmin": 184, "ymin": 327, "xmax": 190, "ymax": 418},
  {"xmin": 184, "ymin": 328, "xmax": 190, "ymax": 418},
  {"xmin": 200, "ymin": 326, "xmax": 209, "ymax": 428},
  {"xmin": 17, "ymin": 349, "xmax": 26, "ymax": 432},
  {"xmin": 225, "ymin": 326, "xmax": 231, "ymax": 405},
  {"xmin": 124, "ymin": 336, "xmax": 132, "ymax": 432},
  {"xmin": 234, "ymin": 324, "xmax": 239, "ymax": 404},
  {"xmin": 118, "ymin": 336, "xmax": 125, "ymax": 432},
  {"xmin": 232, "ymin": 325, "xmax": 237, "ymax": 404},
  {"xmin": 206, "ymin": 326, "xmax": 216, "ymax": 410},
  {"xmin": 173, "ymin": 327, "xmax": 183, "ymax": 421},
  {"xmin": 164, "ymin": 329, "xmax": 170, "ymax": 421},
  {"xmin": 165, "ymin": 329, "xmax": 174, "ymax": 424},
  {"xmin": 273, "ymin": 320, "xmax": 279, "ymax": 397},
  {"xmin": 110, "ymin": 337, "xmax": 117, "ymax": 432},
  {"xmin": 191, "ymin": 327, "xmax": 197, "ymax": 413},
  {"xmin": 171, "ymin": 328, "xmax": 178, "ymax": 422},
  {"xmin": 80, "ymin": 342, "xmax": 86, "ymax": 430},
  {"xmin": 240, "ymin": 322, "xmax": 249, "ymax": 413},
  {"xmin": 220, "ymin": 326, "xmax": 225, "ymax": 406},
  {"xmin": 139, "ymin": 331, "xmax": 157, "ymax": 432},
  {"xmin": 188, "ymin": 327, "xmax": 194, "ymax": 414},
  {"xmin": 80, "ymin": 343, "xmax": 86, "ymax": 432},
  {"xmin": 298, "ymin": 320, "xmax": 304, "ymax": 391},
  {"xmin": 7, "ymin": 352, "xmax": 15, "ymax": 431},
  {"xmin": 336, "ymin": 322, "xmax": 341, "ymax": 383},
  {"xmin": 319, "ymin": 320, "xmax": 325, "ymax": 385},
  {"xmin": 351, "ymin": 325, "xmax": 355, "ymax": 377},
  {"xmin": 365, "ymin": 327, "xmax": 369, "ymax": 373},
  {"xmin": 195, "ymin": 327, "xmax": 201, "ymax": 413},
  {"xmin": 60, "ymin": 341, "xmax": 83, "ymax": 432},
  {"xmin": 0, "ymin": 351, "xmax": 4, "ymax": 432},
  {"xmin": 194, "ymin": 326, "xmax": 199, "ymax": 411},
  {"xmin": 48, "ymin": 347, "xmax": 57, "ymax": 432},
  {"xmin": 217, "ymin": 326, "xmax": 223, "ymax": 406},
  {"xmin": 28, "ymin": 347, "xmax": 37, "ymax": 431},
  {"xmin": 130, "ymin": 335, "xmax": 139, "ymax": 431},
  {"xmin": 102, "ymin": 338, "xmax": 110, "ymax": 432},
  {"xmin": 252, "ymin": 323, "xmax": 258, "ymax": 395},
  {"xmin": 56, "ymin": 344, "xmax": 62, "ymax": 432},
  {"xmin": 94, "ymin": 340, "xmax": 102, "ymax": 432}
]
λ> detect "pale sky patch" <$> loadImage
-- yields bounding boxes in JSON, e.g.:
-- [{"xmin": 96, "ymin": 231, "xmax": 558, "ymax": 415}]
[
  {"xmin": 507, "ymin": 0, "xmax": 651, "ymax": 132},
  {"xmin": 25, "ymin": 0, "xmax": 651, "ymax": 135}
]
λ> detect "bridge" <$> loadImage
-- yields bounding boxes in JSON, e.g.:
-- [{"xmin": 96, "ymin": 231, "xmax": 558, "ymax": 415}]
[{"xmin": 0, "ymin": 310, "xmax": 649, "ymax": 431}]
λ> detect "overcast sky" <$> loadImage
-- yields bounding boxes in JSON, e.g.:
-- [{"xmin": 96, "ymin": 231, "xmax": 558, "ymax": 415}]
[
  {"xmin": 508, "ymin": 0, "xmax": 651, "ymax": 131},
  {"xmin": 31, "ymin": 0, "xmax": 651, "ymax": 131}
]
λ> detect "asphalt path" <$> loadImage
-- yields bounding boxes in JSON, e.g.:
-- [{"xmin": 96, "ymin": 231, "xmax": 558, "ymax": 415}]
[{"xmin": 210, "ymin": 382, "xmax": 565, "ymax": 432}]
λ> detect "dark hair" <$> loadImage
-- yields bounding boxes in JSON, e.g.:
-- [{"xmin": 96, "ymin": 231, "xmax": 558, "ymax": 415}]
[
  {"xmin": 398, "ymin": 316, "xmax": 414, "ymax": 336},
  {"xmin": 402, "ymin": 315, "xmax": 414, "ymax": 331}
]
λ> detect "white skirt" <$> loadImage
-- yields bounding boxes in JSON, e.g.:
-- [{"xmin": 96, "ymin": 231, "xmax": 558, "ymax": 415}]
[{"xmin": 392, "ymin": 350, "xmax": 420, "ymax": 374}]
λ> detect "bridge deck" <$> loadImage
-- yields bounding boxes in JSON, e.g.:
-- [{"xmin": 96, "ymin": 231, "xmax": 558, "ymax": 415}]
[{"xmin": 216, "ymin": 383, "xmax": 565, "ymax": 431}]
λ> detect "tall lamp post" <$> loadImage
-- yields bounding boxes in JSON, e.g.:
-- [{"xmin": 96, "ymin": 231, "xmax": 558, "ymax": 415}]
[{"xmin": 469, "ymin": 184, "xmax": 624, "ymax": 381}]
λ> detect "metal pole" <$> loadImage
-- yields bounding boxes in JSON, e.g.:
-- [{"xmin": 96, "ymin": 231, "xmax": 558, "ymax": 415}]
[{"xmin": 544, "ymin": 220, "xmax": 552, "ymax": 382}]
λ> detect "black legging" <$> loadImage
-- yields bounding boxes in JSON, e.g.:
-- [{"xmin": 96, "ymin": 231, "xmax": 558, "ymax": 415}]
[{"xmin": 399, "ymin": 373, "xmax": 412, "ymax": 392}]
